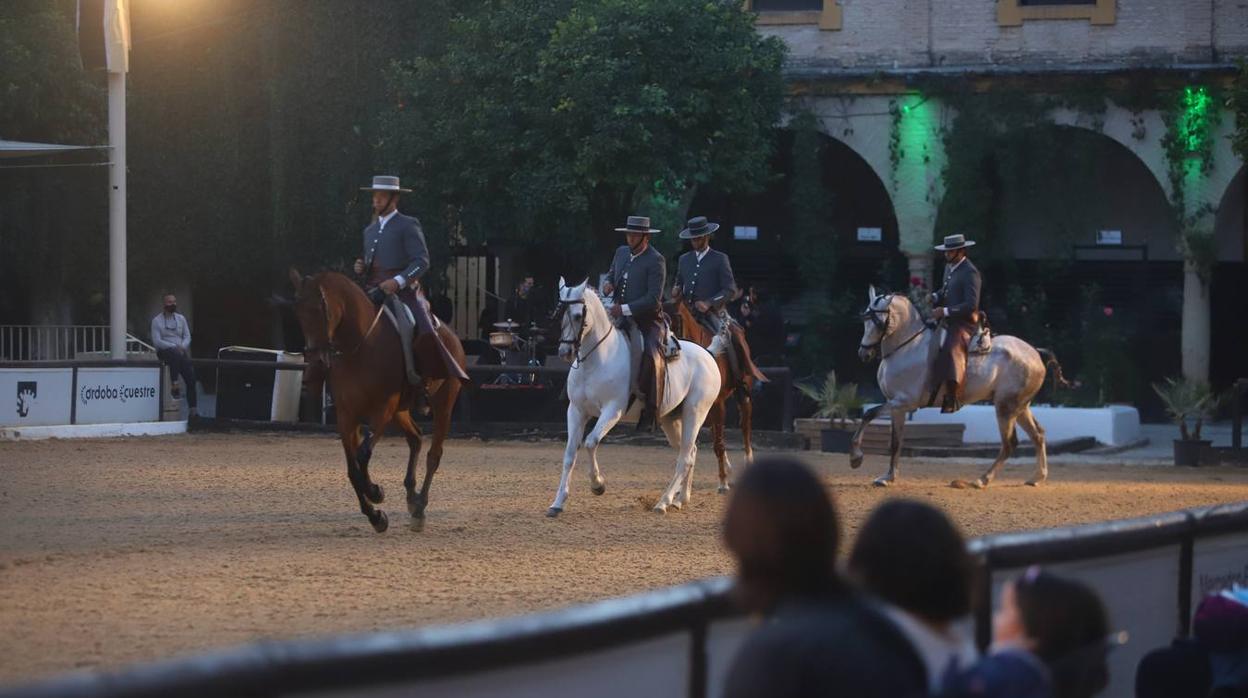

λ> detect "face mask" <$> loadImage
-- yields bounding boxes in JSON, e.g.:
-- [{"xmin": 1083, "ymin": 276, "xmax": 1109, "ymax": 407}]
[{"xmin": 165, "ymin": 304, "xmax": 177, "ymax": 313}]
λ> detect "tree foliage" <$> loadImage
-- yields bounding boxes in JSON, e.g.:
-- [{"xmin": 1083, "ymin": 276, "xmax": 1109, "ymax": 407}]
[
  {"xmin": 0, "ymin": 0, "xmax": 106, "ymax": 325},
  {"xmin": 384, "ymin": 0, "xmax": 787, "ymax": 274}
]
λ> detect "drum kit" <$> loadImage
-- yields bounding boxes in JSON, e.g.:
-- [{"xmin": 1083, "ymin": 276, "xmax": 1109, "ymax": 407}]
[{"xmin": 488, "ymin": 319, "xmax": 545, "ymax": 384}]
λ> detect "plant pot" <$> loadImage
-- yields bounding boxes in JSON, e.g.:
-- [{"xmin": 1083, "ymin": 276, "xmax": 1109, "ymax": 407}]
[
  {"xmin": 1174, "ymin": 439, "xmax": 1213, "ymax": 467},
  {"xmin": 821, "ymin": 428, "xmax": 854, "ymax": 453}
]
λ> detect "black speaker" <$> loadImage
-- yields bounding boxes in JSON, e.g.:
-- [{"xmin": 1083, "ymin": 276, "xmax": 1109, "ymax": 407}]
[{"xmin": 216, "ymin": 349, "xmax": 277, "ymax": 421}]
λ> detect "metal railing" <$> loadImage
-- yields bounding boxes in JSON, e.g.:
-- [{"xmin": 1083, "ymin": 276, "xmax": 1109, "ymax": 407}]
[{"xmin": 0, "ymin": 326, "xmax": 154, "ymax": 361}]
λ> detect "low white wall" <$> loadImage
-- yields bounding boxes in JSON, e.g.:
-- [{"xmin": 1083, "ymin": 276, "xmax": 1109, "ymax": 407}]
[
  {"xmin": 0, "ymin": 420, "xmax": 187, "ymax": 441},
  {"xmin": 879, "ymin": 404, "xmax": 1141, "ymax": 446}
]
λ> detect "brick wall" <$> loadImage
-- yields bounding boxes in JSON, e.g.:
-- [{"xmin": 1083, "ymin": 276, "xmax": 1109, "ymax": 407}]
[{"xmin": 763, "ymin": 0, "xmax": 1248, "ymax": 69}]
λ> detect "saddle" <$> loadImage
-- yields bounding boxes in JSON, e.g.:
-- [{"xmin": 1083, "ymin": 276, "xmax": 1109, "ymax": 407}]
[{"xmin": 969, "ymin": 314, "xmax": 993, "ymax": 355}]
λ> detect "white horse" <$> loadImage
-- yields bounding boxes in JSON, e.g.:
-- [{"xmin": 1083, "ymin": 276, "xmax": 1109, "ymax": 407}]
[
  {"xmin": 852, "ymin": 285, "xmax": 1068, "ymax": 488},
  {"xmin": 547, "ymin": 278, "xmax": 722, "ymax": 516}
]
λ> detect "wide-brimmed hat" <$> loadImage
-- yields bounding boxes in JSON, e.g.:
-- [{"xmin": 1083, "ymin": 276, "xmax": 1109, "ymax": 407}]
[
  {"xmin": 679, "ymin": 216, "xmax": 720, "ymax": 240},
  {"xmin": 360, "ymin": 175, "xmax": 412, "ymax": 193},
  {"xmin": 934, "ymin": 234, "xmax": 976, "ymax": 251},
  {"xmin": 615, "ymin": 215, "xmax": 661, "ymax": 234}
]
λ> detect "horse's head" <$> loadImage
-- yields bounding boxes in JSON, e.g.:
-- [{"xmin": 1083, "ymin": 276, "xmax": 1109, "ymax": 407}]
[
  {"xmin": 555, "ymin": 276, "xmax": 596, "ymax": 363},
  {"xmin": 858, "ymin": 285, "xmax": 900, "ymax": 362},
  {"xmin": 288, "ymin": 268, "xmax": 342, "ymax": 389}
]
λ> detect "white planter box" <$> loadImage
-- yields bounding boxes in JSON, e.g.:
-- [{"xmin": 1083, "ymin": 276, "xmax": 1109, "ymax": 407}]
[{"xmin": 868, "ymin": 404, "xmax": 1141, "ymax": 446}]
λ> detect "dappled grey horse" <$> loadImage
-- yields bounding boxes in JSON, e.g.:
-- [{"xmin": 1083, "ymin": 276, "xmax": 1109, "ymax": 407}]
[{"xmin": 852, "ymin": 286, "xmax": 1067, "ymax": 488}]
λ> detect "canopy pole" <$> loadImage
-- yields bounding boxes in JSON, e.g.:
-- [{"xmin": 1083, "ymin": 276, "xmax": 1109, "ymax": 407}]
[{"xmin": 108, "ymin": 70, "xmax": 127, "ymax": 359}]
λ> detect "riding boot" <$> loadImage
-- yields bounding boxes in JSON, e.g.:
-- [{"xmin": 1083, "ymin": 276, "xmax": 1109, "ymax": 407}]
[
  {"xmin": 405, "ymin": 290, "xmax": 471, "ymax": 383},
  {"xmin": 940, "ymin": 380, "xmax": 961, "ymax": 414},
  {"xmin": 386, "ymin": 296, "xmax": 421, "ymax": 386}
]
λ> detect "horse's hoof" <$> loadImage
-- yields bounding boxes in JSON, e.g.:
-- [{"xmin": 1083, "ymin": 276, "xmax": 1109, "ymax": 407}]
[
  {"xmin": 546, "ymin": 507, "xmax": 562, "ymax": 518},
  {"xmin": 590, "ymin": 482, "xmax": 606, "ymax": 496},
  {"xmin": 872, "ymin": 477, "xmax": 892, "ymax": 488},
  {"xmin": 1025, "ymin": 479, "xmax": 1044, "ymax": 487},
  {"xmin": 370, "ymin": 510, "xmax": 389, "ymax": 533},
  {"xmin": 406, "ymin": 492, "xmax": 424, "ymax": 517},
  {"xmin": 850, "ymin": 455, "xmax": 864, "ymax": 470},
  {"xmin": 408, "ymin": 516, "xmax": 425, "ymax": 532},
  {"xmin": 367, "ymin": 483, "xmax": 385, "ymax": 505},
  {"xmin": 652, "ymin": 504, "xmax": 668, "ymax": 514},
  {"xmin": 718, "ymin": 484, "xmax": 730, "ymax": 495},
  {"xmin": 950, "ymin": 479, "xmax": 972, "ymax": 489},
  {"xmin": 971, "ymin": 478, "xmax": 988, "ymax": 490}
]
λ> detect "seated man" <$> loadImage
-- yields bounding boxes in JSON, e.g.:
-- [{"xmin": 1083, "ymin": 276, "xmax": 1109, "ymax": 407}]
[
  {"xmin": 929, "ymin": 234, "xmax": 982, "ymax": 413},
  {"xmin": 150, "ymin": 293, "xmax": 198, "ymax": 417},
  {"xmin": 601, "ymin": 215, "xmax": 666, "ymax": 431}
]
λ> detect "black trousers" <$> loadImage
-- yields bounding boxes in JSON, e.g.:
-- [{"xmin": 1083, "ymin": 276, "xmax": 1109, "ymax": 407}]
[{"xmin": 157, "ymin": 348, "xmax": 198, "ymax": 407}]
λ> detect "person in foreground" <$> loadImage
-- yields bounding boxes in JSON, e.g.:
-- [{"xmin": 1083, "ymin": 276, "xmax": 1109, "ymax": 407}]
[
  {"xmin": 941, "ymin": 567, "xmax": 1111, "ymax": 698},
  {"xmin": 721, "ymin": 456, "xmax": 926, "ymax": 698},
  {"xmin": 848, "ymin": 499, "xmax": 979, "ymax": 692}
]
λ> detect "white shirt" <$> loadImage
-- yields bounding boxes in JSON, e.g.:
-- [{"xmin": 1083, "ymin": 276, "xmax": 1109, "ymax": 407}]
[
  {"xmin": 620, "ymin": 248, "xmax": 646, "ymax": 317},
  {"xmin": 695, "ymin": 247, "xmax": 710, "ymax": 263},
  {"xmin": 941, "ymin": 255, "xmax": 968, "ymax": 316},
  {"xmin": 377, "ymin": 209, "xmax": 405, "ymax": 287},
  {"xmin": 878, "ymin": 604, "xmax": 978, "ymax": 692}
]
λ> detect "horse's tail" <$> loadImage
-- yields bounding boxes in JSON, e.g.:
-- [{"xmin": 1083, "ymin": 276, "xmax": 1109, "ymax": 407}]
[{"xmin": 1036, "ymin": 348, "xmax": 1074, "ymax": 389}]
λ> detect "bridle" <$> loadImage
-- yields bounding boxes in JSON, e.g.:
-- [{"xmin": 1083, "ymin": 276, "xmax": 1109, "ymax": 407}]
[
  {"xmin": 555, "ymin": 297, "xmax": 613, "ymax": 369},
  {"xmin": 302, "ymin": 285, "xmax": 384, "ymax": 377},
  {"xmin": 859, "ymin": 294, "xmax": 929, "ymax": 361}
]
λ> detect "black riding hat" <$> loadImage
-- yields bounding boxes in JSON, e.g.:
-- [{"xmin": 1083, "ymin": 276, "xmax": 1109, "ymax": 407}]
[
  {"xmin": 679, "ymin": 216, "xmax": 720, "ymax": 240},
  {"xmin": 615, "ymin": 215, "xmax": 661, "ymax": 234}
]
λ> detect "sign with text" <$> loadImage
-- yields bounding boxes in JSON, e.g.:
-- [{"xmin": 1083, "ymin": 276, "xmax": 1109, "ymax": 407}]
[
  {"xmin": 75, "ymin": 367, "xmax": 160, "ymax": 424},
  {"xmin": 0, "ymin": 368, "xmax": 73, "ymax": 427},
  {"xmin": 857, "ymin": 227, "xmax": 883, "ymax": 243},
  {"xmin": 732, "ymin": 225, "xmax": 758, "ymax": 241}
]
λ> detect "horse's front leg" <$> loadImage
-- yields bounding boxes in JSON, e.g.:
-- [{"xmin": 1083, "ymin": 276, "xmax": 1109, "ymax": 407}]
[
  {"xmin": 849, "ymin": 404, "xmax": 886, "ymax": 469},
  {"xmin": 395, "ymin": 411, "xmax": 425, "ymax": 518},
  {"xmin": 584, "ymin": 399, "xmax": 626, "ymax": 497},
  {"xmin": 338, "ymin": 421, "xmax": 387, "ymax": 533},
  {"xmin": 874, "ymin": 408, "xmax": 908, "ymax": 487},
  {"xmin": 548, "ymin": 403, "xmax": 587, "ymax": 517}
]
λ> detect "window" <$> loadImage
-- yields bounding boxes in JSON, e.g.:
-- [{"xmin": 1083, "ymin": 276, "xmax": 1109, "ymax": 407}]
[
  {"xmin": 753, "ymin": 0, "xmax": 821, "ymax": 9},
  {"xmin": 745, "ymin": 0, "xmax": 842, "ymax": 30},
  {"xmin": 998, "ymin": 0, "xmax": 1115, "ymax": 25}
]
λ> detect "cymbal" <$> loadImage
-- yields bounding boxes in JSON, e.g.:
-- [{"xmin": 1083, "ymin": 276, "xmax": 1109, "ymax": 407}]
[{"xmin": 493, "ymin": 321, "xmax": 521, "ymax": 329}]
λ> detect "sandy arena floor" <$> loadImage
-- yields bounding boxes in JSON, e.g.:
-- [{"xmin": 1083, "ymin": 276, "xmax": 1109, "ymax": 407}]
[{"xmin": 3, "ymin": 432, "xmax": 1248, "ymax": 684}]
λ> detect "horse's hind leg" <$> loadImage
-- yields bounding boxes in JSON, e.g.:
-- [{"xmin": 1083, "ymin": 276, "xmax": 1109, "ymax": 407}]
[
  {"xmin": 1016, "ymin": 406, "xmax": 1048, "ymax": 486},
  {"xmin": 654, "ymin": 415, "xmax": 688, "ymax": 513},
  {"xmin": 395, "ymin": 410, "xmax": 425, "ymax": 516},
  {"xmin": 967, "ymin": 403, "xmax": 1019, "ymax": 489},
  {"xmin": 414, "ymin": 379, "xmax": 458, "ymax": 523},
  {"xmin": 737, "ymin": 385, "xmax": 755, "ymax": 465},
  {"xmin": 339, "ymin": 423, "xmax": 387, "ymax": 533},
  {"xmin": 709, "ymin": 398, "xmax": 732, "ymax": 494}
]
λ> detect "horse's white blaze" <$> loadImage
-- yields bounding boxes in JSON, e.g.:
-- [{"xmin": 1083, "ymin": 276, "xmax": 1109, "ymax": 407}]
[{"xmin": 548, "ymin": 286, "xmax": 721, "ymax": 515}]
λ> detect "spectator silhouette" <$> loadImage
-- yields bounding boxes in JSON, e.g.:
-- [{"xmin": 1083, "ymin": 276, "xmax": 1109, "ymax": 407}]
[
  {"xmin": 942, "ymin": 567, "xmax": 1112, "ymax": 698},
  {"xmin": 849, "ymin": 499, "xmax": 979, "ymax": 692},
  {"xmin": 721, "ymin": 456, "xmax": 925, "ymax": 698}
]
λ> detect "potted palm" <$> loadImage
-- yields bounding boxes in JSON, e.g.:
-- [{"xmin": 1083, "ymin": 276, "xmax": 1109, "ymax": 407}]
[
  {"xmin": 796, "ymin": 371, "xmax": 865, "ymax": 453},
  {"xmin": 1152, "ymin": 377, "xmax": 1219, "ymax": 466}
]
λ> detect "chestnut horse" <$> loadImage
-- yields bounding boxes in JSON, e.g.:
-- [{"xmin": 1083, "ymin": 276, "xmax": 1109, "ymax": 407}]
[
  {"xmin": 288, "ymin": 269, "xmax": 466, "ymax": 532},
  {"xmin": 665, "ymin": 298, "xmax": 767, "ymax": 492}
]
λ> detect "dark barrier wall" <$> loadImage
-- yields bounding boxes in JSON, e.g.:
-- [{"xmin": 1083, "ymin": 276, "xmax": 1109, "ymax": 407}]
[{"xmin": 5, "ymin": 502, "xmax": 1248, "ymax": 698}]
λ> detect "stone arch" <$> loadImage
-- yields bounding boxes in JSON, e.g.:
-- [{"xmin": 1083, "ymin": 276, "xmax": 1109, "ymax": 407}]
[{"xmin": 1215, "ymin": 165, "xmax": 1246, "ymax": 262}]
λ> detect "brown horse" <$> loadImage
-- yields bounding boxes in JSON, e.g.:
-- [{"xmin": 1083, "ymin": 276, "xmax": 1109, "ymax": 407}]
[
  {"xmin": 665, "ymin": 299, "xmax": 766, "ymax": 492},
  {"xmin": 288, "ymin": 269, "xmax": 466, "ymax": 532}
]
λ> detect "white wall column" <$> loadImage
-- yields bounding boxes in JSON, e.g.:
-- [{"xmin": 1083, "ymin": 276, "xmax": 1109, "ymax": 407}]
[{"xmin": 1181, "ymin": 261, "xmax": 1211, "ymax": 382}]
